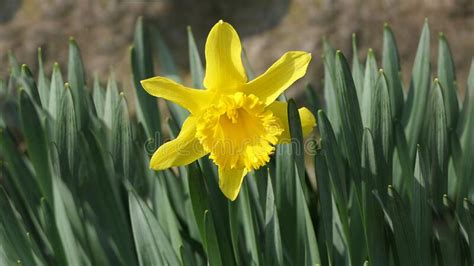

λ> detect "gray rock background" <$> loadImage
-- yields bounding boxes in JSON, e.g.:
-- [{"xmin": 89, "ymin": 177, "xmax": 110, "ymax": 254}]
[{"xmin": 0, "ymin": 0, "xmax": 473, "ymax": 103}]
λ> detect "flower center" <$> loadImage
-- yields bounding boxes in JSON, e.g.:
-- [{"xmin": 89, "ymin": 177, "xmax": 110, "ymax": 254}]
[{"xmin": 196, "ymin": 92, "xmax": 283, "ymax": 171}]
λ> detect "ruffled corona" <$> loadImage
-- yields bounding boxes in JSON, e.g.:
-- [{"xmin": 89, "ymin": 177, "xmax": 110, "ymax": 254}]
[{"xmin": 196, "ymin": 93, "xmax": 283, "ymax": 171}]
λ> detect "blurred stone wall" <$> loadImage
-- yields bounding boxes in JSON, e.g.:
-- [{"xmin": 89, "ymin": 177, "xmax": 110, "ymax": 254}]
[{"xmin": 0, "ymin": 0, "xmax": 473, "ymax": 101}]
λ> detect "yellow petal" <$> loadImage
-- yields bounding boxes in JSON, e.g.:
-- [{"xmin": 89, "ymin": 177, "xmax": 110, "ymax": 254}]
[
  {"xmin": 141, "ymin": 77, "xmax": 212, "ymax": 114},
  {"xmin": 242, "ymin": 51, "xmax": 311, "ymax": 105},
  {"xmin": 150, "ymin": 116, "xmax": 207, "ymax": 170},
  {"xmin": 266, "ymin": 101, "xmax": 316, "ymax": 143},
  {"xmin": 204, "ymin": 20, "xmax": 247, "ymax": 91},
  {"xmin": 218, "ymin": 167, "xmax": 248, "ymax": 201}
]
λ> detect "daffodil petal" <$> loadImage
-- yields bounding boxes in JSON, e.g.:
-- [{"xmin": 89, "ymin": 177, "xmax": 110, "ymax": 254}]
[
  {"xmin": 204, "ymin": 20, "xmax": 247, "ymax": 91},
  {"xmin": 266, "ymin": 101, "xmax": 316, "ymax": 143},
  {"xmin": 218, "ymin": 167, "xmax": 248, "ymax": 201},
  {"xmin": 141, "ymin": 77, "xmax": 212, "ymax": 114},
  {"xmin": 242, "ymin": 51, "xmax": 311, "ymax": 105},
  {"xmin": 150, "ymin": 116, "xmax": 207, "ymax": 170}
]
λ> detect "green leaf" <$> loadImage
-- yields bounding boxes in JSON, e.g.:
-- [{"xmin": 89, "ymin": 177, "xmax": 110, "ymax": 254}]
[
  {"xmin": 48, "ymin": 63, "xmax": 64, "ymax": 120},
  {"xmin": 421, "ymin": 80, "xmax": 449, "ymax": 208},
  {"xmin": 463, "ymin": 199, "xmax": 474, "ymax": 262},
  {"xmin": 448, "ymin": 132, "xmax": 463, "ymax": 202},
  {"xmin": 0, "ymin": 127, "xmax": 60, "ymax": 261},
  {"xmin": 154, "ymin": 27, "xmax": 188, "ymax": 125},
  {"xmin": 53, "ymin": 176, "xmax": 89, "ymax": 265},
  {"xmin": 187, "ymin": 26, "xmax": 204, "ymax": 89},
  {"xmin": 286, "ymin": 102, "xmax": 320, "ymax": 265},
  {"xmin": 196, "ymin": 156, "xmax": 235, "ymax": 266},
  {"xmin": 314, "ymin": 150, "xmax": 334, "ymax": 264},
  {"xmin": 8, "ymin": 50, "xmax": 20, "ymax": 78},
  {"xmin": 375, "ymin": 186, "xmax": 420, "ymax": 265},
  {"xmin": 316, "ymin": 110, "xmax": 351, "ymax": 262},
  {"xmin": 49, "ymin": 143, "xmax": 87, "ymax": 245},
  {"xmin": 20, "ymin": 90, "xmax": 53, "ymax": 205},
  {"xmin": 361, "ymin": 49, "xmax": 378, "ymax": 127},
  {"xmin": 437, "ymin": 32, "xmax": 459, "ymax": 130},
  {"xmin": 204, "ymin": 210, "xmax": 223, "ymax": 266},
  {"xmin": 81, "ymin": 211, "xmax": 110, "ymax": 266},
  {"xmin": 92, "ymin": 74, "xmax": 105, "ymax": 118},
  {"xmin": 0, "ymin": 127, "xmax": 42, "ymax": 216},
  {"xmin": 187, "ymin": 162, "xmax": 209, "ymax": 248},
  {"xmin": 460, "ymin": 60, "xmax": 474, "ymax": 201},
  {"xmin": 301, "ymin": 189, "xmax": 321, "ymax": 265},
  {"xmin": 437, "ymin": 195, "xmax": 462, "ymax": 265},
  {"xmin": 411, "ymin": 146, "xmax": 432, "ymax": 265},
  {"xmin": 80, "ymin": 129, "xmax": 135, "ymax": 265},
  {"xmin": 154, "ymin": 29, "xmax": 180, "ymax": 82},
  {"xmin": 37, "ymin": 47, "xmax": 50, "ymax": 108},
  {"xmin": 6, "ymin": 72, "xmax": 18, "ymax": 100},
  {"xmin": 111, "ymin": 94, "xmax": 133, "ymax": 178},
  {"xmin": 361, "ymin": 129, "xmax": 387, "ymax": 266},
  {"xmin": 322, "ymin": 39, "xmax": 340, "ymax": 135},
  {"xmin": 274, "ymin": 140, "xmax": 296, "ymax": 264},
  {"xmin": 229, "ymin": 184, "xmax": 260, "ymax": 265},
  {"xmin": 263, "ymin": 177, "xmax": 283, "ymax": 265},
  {"xmin": 55, "ymin": 84, "xmax": 78, "ymax": 178},
  {"xmin": 349, "ymin": 183, "xmax": 366, "ymax": 265},
  {"xmin": 180, "ymin": 245, "xmax": 197, "ymax": 266},
  {"xmin": 103, "ymin": 71, "xmax": 120, "ymax": 129},
  {"xmin": 403, "ymin": 20, "xmax": 431, "ymax": 160},
  {"xmin": 0, "ymin": 79, "xmax": 6, "ymax": 99},
  {"xmin": 382, "ymin": 23, "xmax": 404, "ymax": 120},
  {"xmin": 0, "ymin": 188, "xmax": 45, "ymax": 265},
  {"xmin": 304, "ymin": 84, "xmax": 321, "ymax": 116},
  {"xmin": 20, "ymin": 64, "xmax": 41, "ymax": 105},
  {"xmin": 352, "ymin": 33, "xmax": 364, "ymax": 102},
  {"xmin": 288, "ymin": 99, "xmax": 305, "ymax": 185},
  {"xmin": 370, "ymin": 70, "xmax": 393, "ymax": 192},
  {"xmin": 67, "ymin": 37, "xmax": 88, "ymax": 129},
  {"xmin": 317, "ymin": 110, "xmax": 347, "ymax": 205},
  {"xmin": 151, "ymin": 177, "xmax": 183, "ymax": 259},
  {"xmin": 392, "ymin": 121, "xmax": 412, "ymax": 194},
  {"xmin": 459, "ymin": 59, "xmax": 474, "ymax": 136},
  {"xmin": 335, "ymin": 50, "xmax": 363, "ymax": 186},
  {"xmin": 129, "ymin": 189, "xmax": 181, "ymax": 265},
  {"xmin": 131, "ymin": 17, "xmax": 161, "ymax": 139}
]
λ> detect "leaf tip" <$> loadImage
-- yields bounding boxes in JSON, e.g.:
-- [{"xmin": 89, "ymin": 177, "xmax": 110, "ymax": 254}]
[{"xmin": 463, "ymin": 198, "xmax": 471, "ymax": 209}]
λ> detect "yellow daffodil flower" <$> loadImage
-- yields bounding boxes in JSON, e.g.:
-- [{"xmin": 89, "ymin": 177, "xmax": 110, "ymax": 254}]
[{"xmin": 141, "ymin": 20, "xmax": 316, "ymax": 200}]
